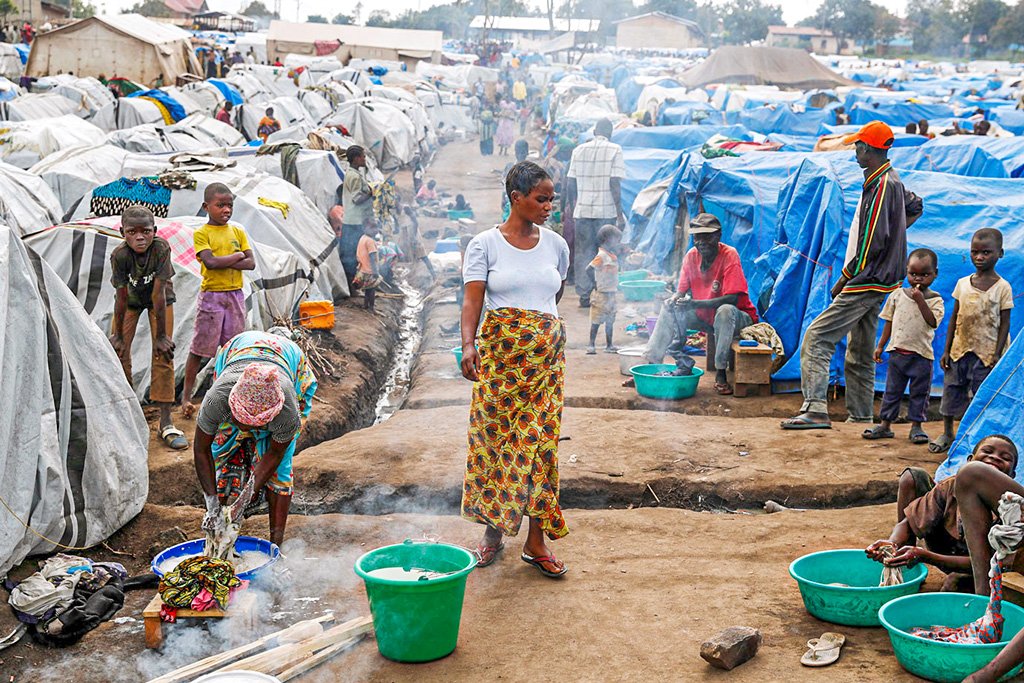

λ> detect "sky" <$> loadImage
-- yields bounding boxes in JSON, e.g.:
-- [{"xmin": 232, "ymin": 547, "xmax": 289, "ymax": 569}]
[{"xmin": 102, "ymin": 0, "xmax": 911, "ymax": 29}]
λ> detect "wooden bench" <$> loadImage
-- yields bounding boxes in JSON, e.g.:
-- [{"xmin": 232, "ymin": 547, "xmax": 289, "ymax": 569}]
[
  {"xmin": 730, "ymin": 341, "xmax": 773, "ymax": 398},
  {"xmin": 143, "ymin": 590, "xmax": 258, "ymax": 649}
]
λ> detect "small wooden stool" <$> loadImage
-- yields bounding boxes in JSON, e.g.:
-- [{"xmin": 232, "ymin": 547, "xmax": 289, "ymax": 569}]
[
  {"xmin": 730, "ymin": 341, "xmax": 773, "ymax": 398},
  {"xmin": 143, "ymin": 590, "xmax": 257, "ymax": 649}
]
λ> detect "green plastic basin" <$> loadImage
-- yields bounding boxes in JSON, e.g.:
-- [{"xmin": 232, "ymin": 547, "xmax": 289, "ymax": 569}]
[
  {"xmin": 620, "ymin": 279, "xmax": 668, "ymax": 302},
  {"xmin": 618, "ymin": 269, "xmax": 649, "ymax": 284},
  {"xmin": 789, "ymin": 549, "xmax": 927, "ymax": 626},
  {"xmin": 879, "ymin": 593, "xmax": 1024, "ymax": 682},
  {"xmin": 452, "ymin": 345, "xmax": 463, "ymax": 369},
  {"xmin": 630, "ymin": 364, "xmax": 703, "ymax": 400},
  {"xmin": 354, "ymin": 540, "xmax": 477, "ymax": 662}
]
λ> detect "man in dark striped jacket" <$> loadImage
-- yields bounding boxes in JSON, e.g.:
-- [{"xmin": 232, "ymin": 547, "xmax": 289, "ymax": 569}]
[{"xmin": 783, "ymin": 120, "xmax": 923, "ymax": 430}]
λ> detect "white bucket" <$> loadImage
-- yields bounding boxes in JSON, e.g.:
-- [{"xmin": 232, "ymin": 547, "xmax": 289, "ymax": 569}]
[{"xmin": 617, "ymin": 346, "xmax": 647, "ymax": 376}]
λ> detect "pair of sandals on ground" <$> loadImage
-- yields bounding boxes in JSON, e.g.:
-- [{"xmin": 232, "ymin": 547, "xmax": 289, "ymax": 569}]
[
  {"xmin": 782, "ymin": 413, "xmax": 953, "ymax": 452},
  {"xmin": 475, "ymin": 542, "xmax": 568, "ymax": 579}
]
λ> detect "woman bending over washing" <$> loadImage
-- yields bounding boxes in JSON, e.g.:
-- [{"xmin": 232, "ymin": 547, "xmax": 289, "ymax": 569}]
[{"xmin": 459, "ymin": 160, "xmax": 570, "ymax": 579}]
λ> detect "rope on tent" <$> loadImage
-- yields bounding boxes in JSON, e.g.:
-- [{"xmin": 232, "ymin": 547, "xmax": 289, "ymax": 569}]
[
  {"xmin": 771, "ymin": 240, "xmax": 834, "ymax": 277},
  {"xmin": 0, "ymin": 489, "xmax": 99, "ymax": 552}
]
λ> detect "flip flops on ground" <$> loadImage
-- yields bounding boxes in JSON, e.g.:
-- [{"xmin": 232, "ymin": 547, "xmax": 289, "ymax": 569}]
[
  {"xmin": 862, "ymin": 425, "xmax": 894, "ymax": 440},
  {"xmin": 159, "ymin": 425, "xmax": 188, "ymax": 450},
  {"xmin": 909, "ymin": 426, "xmax": 930, "ymax": 445},
  {"xmin": 780, "ymin": 413, "xmax": 831, "ymax": 430},
  {"xmin": 714, "ymin": 382, "xmax": 733, "ymax": 395},
  {"xmin": 801, "ymin": 632, "xmax": 846, "ymax": 667},
  {"xmin": 475, "ymin": 542, "xmax": 505, "ymax": 568},
  {"xmin": 929, "ymin": 434, "xmax": 953, "ymax": 453},
  {"xmin": 521, "ymin": 552, "xmax": 568, "ymax": 578}
]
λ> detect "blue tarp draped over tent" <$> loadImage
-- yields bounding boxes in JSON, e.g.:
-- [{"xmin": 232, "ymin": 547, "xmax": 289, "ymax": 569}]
[
  {"xmin": 816, "ymin": 124, "xmax": 929, "ymax": 148},
  {"xmin": 848, "ymin": 101, "xmax": 957, "ymax": 127},
  {"xmin": 767, "ymin": 133, "xmax": 818, "ymax": 152},
  {"xmin": 630, "ymin": 149, "xmax": 1024, "ymax": 392},
  {"xmin": 737, "ymin": 105, "xmax": 836, "ymax": 136},
  {"xmin": 888, "ymin": 136, "xmax": 1024, "ymax": 178},
  {"xmin": 611, "ymin": 124, "xmax": 751, "ymax": 150},
  {"xmin": 621, "ymin": 148, "xmax": 682, "ymax": 218},
  {"xmin": 990, "ymin": 107, "xmax": 1024, "ymax": 136},
  {"xmin": 126, "ymin": 89, "xmax": 187, "ymax": 122},
  {"xmin": 935, "ymin": 331, "xmax": 1024, "ymax": 485},
  {"xmin": 208, "ymin": 79, "xmax": 244, "ymax": 106},
  {"xmin": 659, "ymin": 101, "xmax": 727, "ymax": 126}
]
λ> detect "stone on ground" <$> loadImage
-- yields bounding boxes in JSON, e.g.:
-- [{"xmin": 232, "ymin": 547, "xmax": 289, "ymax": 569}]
[{"xmin": 701, "ymin": 626, "xmax": 763, "ymax": 670}]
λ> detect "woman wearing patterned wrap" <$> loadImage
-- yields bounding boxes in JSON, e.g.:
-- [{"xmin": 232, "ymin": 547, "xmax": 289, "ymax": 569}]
[
  {"xmin": 194, "ymin": 329, "xmax": 317, "ymax": 547},
  {"xmin": 460, "ymin": 161, "xmax": 571, "ymax": 578}
]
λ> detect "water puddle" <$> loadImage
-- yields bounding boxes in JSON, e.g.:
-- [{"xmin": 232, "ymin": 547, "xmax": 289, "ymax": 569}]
[{"xmin": 373, "ymin": 275, "xmax": 425, "ymax": 423}]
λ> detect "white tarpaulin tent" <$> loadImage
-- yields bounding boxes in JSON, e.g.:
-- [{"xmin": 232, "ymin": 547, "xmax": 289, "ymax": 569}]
[
  {"xmin": 105, "ymin": 114, "xmax": 245, "ymax": 153},
  {"xmin": 33, "ymin": 75, "xmax": 115, "ymax": 119},
  {"xmin": 0, "ymin": 93, "xmax": 79, "ymax": 121},
  {"xmin": 31, "ymin": 144, "xmax": 130, "ymax": 213},
  {"xmin": 238, "ymin": 96, "xmax": 314, "ymax": 142},
  {"xmin": 25, "ymin": 217, "xmax": 308, "ymax": 399},
  {"xmin": 0, "ymin": 225, "xmax": 149, "ymax": 575},
  {"xmin": 0, "ymin": 160, "xmax": 63, "ymax": 233},
  {"xmin": 324, "ymin": 98, "xmax": 418, "ymax": 170},
  {"xmin": 0, "ymin": 115, "xmax": 105, "ymax": 169}
]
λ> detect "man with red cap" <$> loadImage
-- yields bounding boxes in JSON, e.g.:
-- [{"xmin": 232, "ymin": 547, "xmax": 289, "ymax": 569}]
[{"xmin": 782, "ymin": 120, "xmax": 923, "ymax": 430}]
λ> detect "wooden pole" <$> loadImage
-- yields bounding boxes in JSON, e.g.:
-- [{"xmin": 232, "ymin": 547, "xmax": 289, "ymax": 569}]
[
  {"xmin": 276, "ymin": 633, "xmax": 367, "ymax": 681},
  {"xmin": 221, "ymin": 616, "xmax": 373, "ymax": 676}
]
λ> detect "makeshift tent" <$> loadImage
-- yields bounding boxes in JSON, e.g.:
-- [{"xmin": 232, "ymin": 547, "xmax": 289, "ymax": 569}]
[
  {"xmin": 0, "ymin": 225, "xmax": 149, "ymax": 575},
  {"xmin": 0, "ymin": 160, "xmax": 63, "ymax": 234},
  {"xmin": 0, "ymin": 93, "xmax": 78, "ymax": 121},
  {"xmin": 25, "ymin": 14, "xmax": 202, "ymax": 84},
  {"xmin": 238, "ymin": 96, "xmax": 314, "ymax": 142},
  {"xmin": 225, "ymin": 63, "xmax": 314, "ymax": 99},
  {"xmin": 31, "ymin": 144, "xmax": 130, "ymax": 212},
  {"xmin": 105, "ymin": 114, "xmax": 244, "ymax": 154},
  {"xmin": 24, "ymin": 217, "xmax": 308, "ymax": 399},
  {"xmin": 267, "ymin": 20, "xmax": 443, "ymax": 68},
  {"xmin": 0, "ymin": 42, "xmax": 22, "ymax": 80},
  {"xmin": 91, "ymin": 97, "xmax": 168, "ymax": 132},
  {"xmin": 935, "ymin": 332, "xmax": 1024, "ymax": 485},
  {"xmin": 0, "ymin": 115, "xmax": 105, "ymax": 168},
  {"xmin": 126, "ymin": 89, "xmax": 188, "ymax": 123},
  {"xmin": 888, "ymin": 136, "xmax": 1024, "ymax": 178},
  {"xmin": 228, "ymin": 146, "xmax": 346, "ymax": 214},
  {"xmin": 611, "ymin": 124, "xmax": 752, "ymax": 151},
  {"xmin": 33, "ymin": 76, "xmax": 114, "ymax": 119},
  {"xmin": 679, "ymin": 46, "xmax": 854, "ymax": 90},
  {"xmin": 324, "ymin": 98, "xmax": 418, "ymax": 171}
]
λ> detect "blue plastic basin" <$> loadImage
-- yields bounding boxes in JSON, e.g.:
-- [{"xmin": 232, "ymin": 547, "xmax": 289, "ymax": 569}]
[
  {"xmin": 789, "ymin": 549, "xmax": 928, "ymax": 626},
  {"xmin": 151, "ymin": 536, "xmax": 280, "ymax": 582}
]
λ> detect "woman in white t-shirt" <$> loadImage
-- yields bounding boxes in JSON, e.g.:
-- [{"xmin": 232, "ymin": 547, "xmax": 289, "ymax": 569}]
[{"xmin": 460, "ymin": 161, "xmax": 571, "ymax": 579}]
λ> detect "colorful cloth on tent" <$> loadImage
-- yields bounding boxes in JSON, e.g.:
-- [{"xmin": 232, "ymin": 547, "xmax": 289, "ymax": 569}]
[
  {"xmin": 158, "ymin": 557, "xmax": 241, "ymax": 610},
  {"xmin": 372, "ymin": 180, "xmax": 397, "ymax": 236},
  {"xmin": 127, "ymin": 89, "xmax": 187, "ymax": 122},
  {"xmin": 90, "ymin": 177, "xmax": 171, "ymax": 218},
  {"xmin": 139, "ymin": 97, "xmax": 174, "ymax": 124},
  {"xmin": 157, "ymin": 170, "xmax": 196, "ymax": 191},
  {"xmin": 701, "ymin": 135, "xmax": 783, "ymax": 159},
  {"xmin": 210, "ymin": 331, "xmax": 318, "ymax": 501},
  {"xmin": 911, "ymin": 492, "xmax": 1024, "ymax": 644},
  {"xmin": 462, "ymin": 307, "xmax": 568, "ymax": 540},
  {"xmin": 314, "ymin": 39, "xmax": 341, "ymax": 56}
]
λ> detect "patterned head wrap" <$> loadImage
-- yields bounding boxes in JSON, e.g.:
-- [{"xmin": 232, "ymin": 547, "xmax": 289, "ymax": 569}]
[{"xmin": 228, "ymin": 363, "xmax": 284, "ymax": 426}]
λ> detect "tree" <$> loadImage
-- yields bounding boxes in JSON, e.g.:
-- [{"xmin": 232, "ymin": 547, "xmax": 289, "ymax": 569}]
[
  {"xmin": 127, "ymin": 0, "xmax": 171, "ymax": 18},
  {"xmin": 70, "ymin": 0, "xmax": 95, "ymax": 18},
  {"xmin": 720, "ymin": 0, "xmax": 783, "ymax": 44},
  {"xmin": 353, "ymin": 1, "xmax": 363, "ymax": 24},
  {"xmin": 242, "ymin": 0, "xmax": 278, "ymax": 18},
  {"xmin": 809, "ymin": 0, "xmax": 882, "ymax": 49},
  {"xmin": 905, "ymin": 0, "xmax": 966, "ymax": 55},
  {"xmin": 695, "ymin": 0, "xmax": 722, "ymax": 41},
  {"xmin": 0, "ymin": 0, "xmax": 16, "ymax": 22},
  {"xmin": 366, "ymin": 9, "xmax": 390, "ymax": 26},
  {"xmin": 331, "ymin": 12, "xmax": 353, "ymax": 24},
  {"xmin": 958, "ymin": 0, "xmax": 1008, "ymax": 52},
  {"xmin": 872, "ymin": 6, "xmax": 901, "ymax": 48},
  {"xmin": 990, "ymin": 1, "xmax": 1024, "ymax": 50},
  {"xmin": 307, "ymin": 14, "xmax": 327, "ymax": 23}
]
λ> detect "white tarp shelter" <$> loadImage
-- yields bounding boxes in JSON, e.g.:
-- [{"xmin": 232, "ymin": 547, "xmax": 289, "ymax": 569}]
[
  {"xmin": 267, "ymin": 21, "xmax": 443, "ymax": 68},
  {"xmin": 31, "ymin": 144, "xmax": 130, "ymax": 212},
  {"xmin": 324, "ymin": 98, "xmax": 418, "ymax": 171},
  {"xmin": 0, "ymin": 115, "xmax": 105, "ymax": 169},
  {"xmin": 0, "ymin": 225, "xmax": 149, "ymax": 575},
  {"xmin": 25, "ymin": 14, "xmax": 203, "ymax": 85}
]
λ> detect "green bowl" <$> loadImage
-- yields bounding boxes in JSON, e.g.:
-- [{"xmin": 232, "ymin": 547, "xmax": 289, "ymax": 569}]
[
  {"xmin": 618, "ymin": 269, "xmax": 649, "ymax": 283},
  {"xmin": 620, "ymin": 279, "xmax": 668, "ymax": 302},
  {"xmin": 630, "ymin": 364, "xmax": 703, "ymax": 400},
  {"xmin": 789, "ymin": 549, "xmax": 928, "ymax": 627},
  {"xmin": 879, "ymin": 593, "xmax": 1024, "ymax": 682}
]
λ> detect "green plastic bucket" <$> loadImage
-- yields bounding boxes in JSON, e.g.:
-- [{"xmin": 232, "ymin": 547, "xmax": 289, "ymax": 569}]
[
  {"xmin": 879, "ymin": 593, "xmax": 1024, "ymax": 682},
  {"xmin": 789, "ymin": 549, "xmax": 927, "ymax": 626},
  {"xmin": 354, "ymin": 540, "xmax": 477, "ymax": 662}
]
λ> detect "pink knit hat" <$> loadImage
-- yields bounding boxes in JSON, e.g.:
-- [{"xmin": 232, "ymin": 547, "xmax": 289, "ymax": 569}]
[{"xmin": 228, "ymin": 363, "xmax": 285, "ymax": 426}]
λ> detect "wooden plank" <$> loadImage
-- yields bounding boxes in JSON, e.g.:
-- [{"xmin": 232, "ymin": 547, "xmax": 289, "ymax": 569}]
[
  {"xmin": 276, "ymin": 634, "xmax": 367, "ymax": 681},
  {"xmin": 146, "ymin": 614, "xmax": 336, "ymax": 683},
  {"xmin": 222, "ymin": 615, "xmax": 373, "ymax": 676}
]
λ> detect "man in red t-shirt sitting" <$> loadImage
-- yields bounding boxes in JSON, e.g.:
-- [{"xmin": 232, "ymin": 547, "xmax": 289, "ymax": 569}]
[{"xmin": 643, "ymin": 213, "xmax": 759, "ymax": 395}]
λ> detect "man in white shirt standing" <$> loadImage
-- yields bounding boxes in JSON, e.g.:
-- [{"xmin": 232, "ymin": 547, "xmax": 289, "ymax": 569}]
[{"xmin": 567, "ymin": 118, "xmax": 625, "ymax": 308}]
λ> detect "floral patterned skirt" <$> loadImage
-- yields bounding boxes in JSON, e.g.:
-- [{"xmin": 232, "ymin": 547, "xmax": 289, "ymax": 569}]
[{"xmin": 461, "ymin": 307, "xmax": 568, "ymax": 539}]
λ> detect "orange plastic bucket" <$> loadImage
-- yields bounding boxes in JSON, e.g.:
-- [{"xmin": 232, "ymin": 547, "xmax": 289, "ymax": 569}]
[{"xmin": 298, "ymin": 300, "xmax": 335, "ymax": 329}]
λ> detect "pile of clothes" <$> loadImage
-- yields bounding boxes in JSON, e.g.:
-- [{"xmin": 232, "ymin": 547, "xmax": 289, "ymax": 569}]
[
  {"xmin": 157, "ymin": 557, "xmax": 248, "ymax": 623},
  {"xmin": 4, "ymin": 553, "xmax": 155, "ymax": 648}
]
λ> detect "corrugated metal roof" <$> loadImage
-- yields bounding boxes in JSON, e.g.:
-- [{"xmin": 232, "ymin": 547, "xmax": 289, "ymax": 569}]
[
  {"xmin": 267, "ymin": 20, "xmax": 443, "ymax": 53},
  {"xmin": 468, "ymin": 16, "xmax": 601, "ymax": 33}
]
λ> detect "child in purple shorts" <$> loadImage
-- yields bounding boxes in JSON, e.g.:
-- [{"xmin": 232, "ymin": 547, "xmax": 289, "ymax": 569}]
[{"xmin": 182, "ymin": 183, "xmax": 255, "ymax": 418}]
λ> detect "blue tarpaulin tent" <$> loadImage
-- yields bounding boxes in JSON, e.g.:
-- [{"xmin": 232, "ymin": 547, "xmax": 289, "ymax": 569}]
[
  {"xmin": 738, "ymin": 104, "xmax": 836, "ymax": 136},
  {"xmin": 611, "ymin": 124, "xmax": 751, "ymax": 150},
  {"xmin": 126, "ymin": 89, "xmax": 187, "ymax": 122},
  {"xmin": 935, "ymin": 331, "xmax": 1024, "ymax": 485},
  {"xmin": 208, "ymin": 79, "xmax": 244, "ymax": 106},
  {"xmin": 848, "ymin": 101, "xmax": 957, "ymax": 127},
  {"xmin": 889, "ymin": 136, "xmax": 1024, "ymax": 178},
  {"xmin": 621, "ymin": 148, "xmax": 682, "ymax": 217}
]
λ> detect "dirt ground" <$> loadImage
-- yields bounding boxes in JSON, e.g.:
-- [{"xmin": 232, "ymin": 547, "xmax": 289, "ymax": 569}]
[{"xmin": 3, "ymin": 137, "xmax": 979, "ymax": 681}]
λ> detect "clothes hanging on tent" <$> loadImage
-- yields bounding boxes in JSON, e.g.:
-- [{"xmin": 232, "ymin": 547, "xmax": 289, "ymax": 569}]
[{"xmin": 90, "ymin": 177, "xmax": 171, "ymax": 218}]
